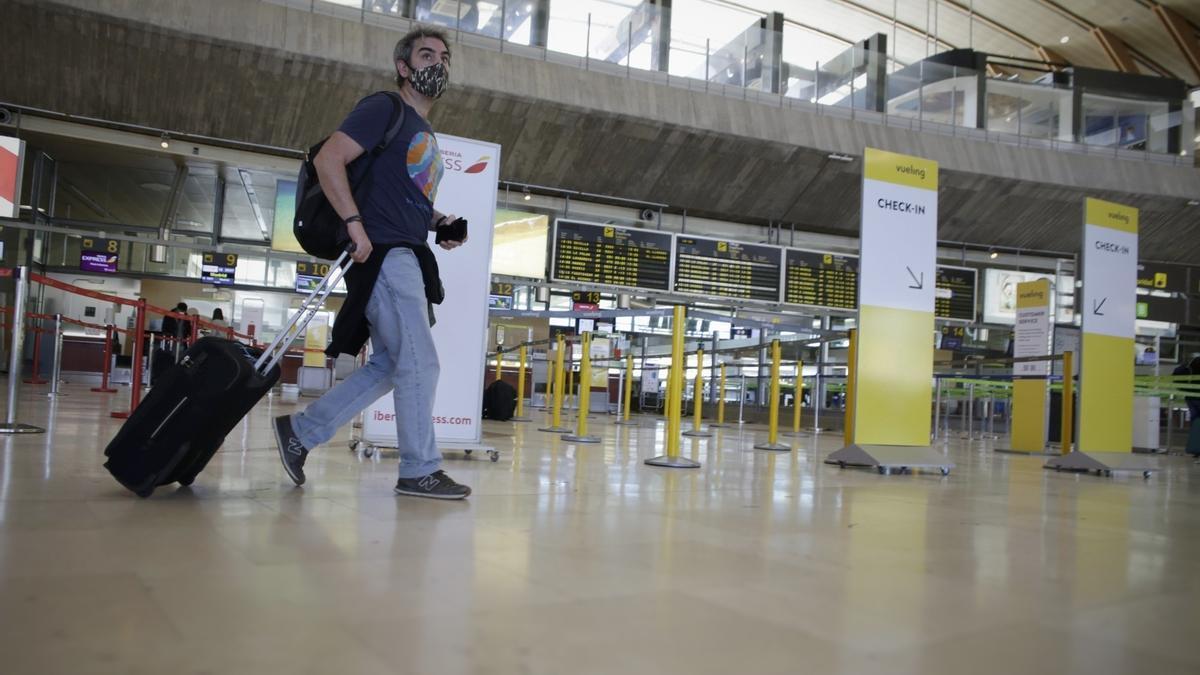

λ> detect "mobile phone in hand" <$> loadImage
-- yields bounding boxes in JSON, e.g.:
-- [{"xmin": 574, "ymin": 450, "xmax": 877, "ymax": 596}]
[{"xmin": 435, "ymin": 217, "xmax": 468, "ymax": 244}]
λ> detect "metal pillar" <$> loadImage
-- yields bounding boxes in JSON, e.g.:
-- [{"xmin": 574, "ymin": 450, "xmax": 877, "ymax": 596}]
[
  {"xmin": 47, "ymin": 314, "xmax": 64, "ymax": 398},
  {"xmin": 0, "ymin": 267, "xmax": 45, "ymax": 434}
]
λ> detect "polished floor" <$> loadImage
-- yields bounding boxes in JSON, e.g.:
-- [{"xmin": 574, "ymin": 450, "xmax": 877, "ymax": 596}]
[{"xmin": 1, "ymin": 382, "xmax": 1199, "ymax": 675}]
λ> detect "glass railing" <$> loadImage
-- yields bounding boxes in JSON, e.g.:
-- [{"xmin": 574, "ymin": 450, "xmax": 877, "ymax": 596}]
[{"xmin": 262, "ymin": 0, "xmax": 1193, "ymax": 166}]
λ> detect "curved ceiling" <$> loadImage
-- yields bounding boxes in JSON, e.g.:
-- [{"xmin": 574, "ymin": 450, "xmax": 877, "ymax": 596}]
[{"xmin": 738, "ymin": 0, "xmax": 1200, "ymax": 85}]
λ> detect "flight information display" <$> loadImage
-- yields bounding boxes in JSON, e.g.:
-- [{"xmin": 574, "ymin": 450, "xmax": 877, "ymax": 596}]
[
  {"xmin": 935, "ymin": 265, "xmax": 977, "ymax": 322},
  {"xmin": 673, "ymin": 236, "xmax": 782, "ymax": 302},
  {"xmin": 551, "ymin": 219, "xmax": 671, "ymax": 291},
  {"xmin": 783, "ymin": 249, "xmax": 858, "ymax": 309},
  {"xmin": 201, "ymin": 252, "xmax": 238, "ymax": 286}
]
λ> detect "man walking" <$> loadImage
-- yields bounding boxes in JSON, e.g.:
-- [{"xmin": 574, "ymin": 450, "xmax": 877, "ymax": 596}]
[{"xmin": 274, "ymin": 26, "xmax": 471, "ymax": 499}]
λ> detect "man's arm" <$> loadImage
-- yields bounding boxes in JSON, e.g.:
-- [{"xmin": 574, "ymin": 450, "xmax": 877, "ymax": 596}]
[{"xmin": 314, "ymin": 131, "xmax": 372, "ymax": 262}]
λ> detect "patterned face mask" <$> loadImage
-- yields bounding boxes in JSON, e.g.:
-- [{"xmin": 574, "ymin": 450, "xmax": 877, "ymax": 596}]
[{"xmin": 406, "ymin": 61, "xmax": 449, "ymax": 99}]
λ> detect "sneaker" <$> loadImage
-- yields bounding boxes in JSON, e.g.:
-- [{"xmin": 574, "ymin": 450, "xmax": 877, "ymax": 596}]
[
  {"xmin": 394, "ymin": 470, "xmax": 471, "ymax": 500},
  {"xmin": 274, "ymin": 415, "xmax": 309, "ymax": 486}
]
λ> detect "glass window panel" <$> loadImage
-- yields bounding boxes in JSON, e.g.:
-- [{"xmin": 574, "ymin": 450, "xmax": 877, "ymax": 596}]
[
  {"xmin": 492, "ymin": 208, "xmax": 548, "ymax": 279},
  {"xmin": 174, "ymin": 170, "xmax": 217, "ymax": 234},
  {"xmin": 548, "ymin": 0, "xmax": 644, "ymax": 60},
  {"xmin": 221, "ymin": 169, "xmax": 276, "ymax": 243},
  {"xmin": 54, "ymin": 159, "xmax": 176, "ymax": 227},
  {"xmin": 235, "ymin": 255, "xmax": 268, "ymax": 286},
  {"xmin": 667, "ymin": 0, "xmax": 759, "ymax": 80},
  {"xmin": 549, "ymin": 293, "xmax": 572, "ymax": 311}
]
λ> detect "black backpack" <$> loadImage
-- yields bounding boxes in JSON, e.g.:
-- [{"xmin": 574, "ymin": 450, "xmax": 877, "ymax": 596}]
[
  {"xmin": 482, "ymin": 380, "xmax": 518, "ymax": 421},
  {"xmin": 293, "ymin": 92, "xmax": 407, "ymax": 260}
]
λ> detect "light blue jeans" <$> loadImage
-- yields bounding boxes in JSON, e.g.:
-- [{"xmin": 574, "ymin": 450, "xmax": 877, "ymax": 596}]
[{"xmin": 292, "ymin": 248, "xmax": 441, "ymax": 479}]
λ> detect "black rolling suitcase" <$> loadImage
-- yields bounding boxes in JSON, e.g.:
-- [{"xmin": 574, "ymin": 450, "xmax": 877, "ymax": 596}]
[{"xmin": 104, "ymin": 248, "xmax": 353, "ymax": 497}]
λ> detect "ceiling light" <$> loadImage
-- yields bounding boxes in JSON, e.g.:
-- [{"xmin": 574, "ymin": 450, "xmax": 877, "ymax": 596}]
[
  {"xmin": 1059, "ymin": 36, "xmax": 1070, "ymax": 44},
  {"xmin": 827, "ymin": 153, "xmax": 854, "ymax": 162},
  {"xmin": 522, "ymin": 187, "xmax": 531, "ymax": 201},
  {"xmin": 139, "ymin": 182, "xmax": 171, "ymax": 193},
  {"xmin": 989, "ymin": 249, "xmax": 999, "ymax": 259},
  {"xmin": 160, "ymin": 133, "xmax": 170, "ymax": 149},
  {"xmin": 1187, "ymin": 200, "xmax": 1199, "ymax": 206}
]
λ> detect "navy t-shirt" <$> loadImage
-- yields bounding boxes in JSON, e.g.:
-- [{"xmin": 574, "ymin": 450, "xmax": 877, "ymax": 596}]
[{"xmin": 338, "ymin": 92, "xmax": 444, "ymax": 246}]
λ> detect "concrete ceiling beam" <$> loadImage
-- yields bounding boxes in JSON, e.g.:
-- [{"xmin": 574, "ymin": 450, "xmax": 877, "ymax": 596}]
[
  {"xmin": 1091, "ymin": 26, "xmax": 1140, "ymax": 74},
  {"xmin": 1152, "ymin": 4, "xmax": 1200, "ymax": 82}
]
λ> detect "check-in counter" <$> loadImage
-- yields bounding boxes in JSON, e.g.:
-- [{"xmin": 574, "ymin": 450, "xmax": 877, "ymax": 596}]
[{"xmin": 61, "ymin": 331, "xmax": 109, "ymax": 374}]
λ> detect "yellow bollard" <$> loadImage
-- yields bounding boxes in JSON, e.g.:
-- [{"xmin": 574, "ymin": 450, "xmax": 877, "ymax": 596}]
[
  {"xmin": 616, "ymin": 353, "xmax": 637, "ymax": 426},
  {"xmin": 662, "ymin": 365, "xmax": 671, "ymax": 418},
  {"xmin": 1060, "ymin": 350, "xmax": 1074, "ymax": 455},
  {"xmin": 544, "ymin": 345, "xmax": 552, "ymax": 410},
  {"xmin": 843, "ymin": 329, "xmax": 858, "ymax": 447},
  {"xmin": 790, "ymin": 359, "xmax": 804, "ymax": 436},
  {"xmin": 513, "ymin": 345, "xmax": 529, "ymax": 421},
  {"xmin": 539, "ymin": 335, "xmax": 571, "ymax": 432},
  {"xmin": 713, "ymin": 363, "xmax": 727, "ymax": 426},
  {"xmin": 564, "ymin": 332, "xmax": 600, "ymax": 443},
  {"xmin": 684, "ymin": 348, "xmax": 711, "ymax": 437},
  {"xmin": 755, "ymin": 339, "xmax": 789, "ymax": 450},
  {"xmin": 567, "ymin": 356, "xmax": 575, "ymax": 411},
  {"xmin": 646, "ymin": 306, "xmax": 700, "ymax": 468}
]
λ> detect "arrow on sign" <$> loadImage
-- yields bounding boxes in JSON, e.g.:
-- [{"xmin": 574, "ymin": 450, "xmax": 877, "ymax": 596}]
[
  {"xmin": 905, "ymin": 266, "xmax": 924, "ymax": 290},
  {"xmin": 1092, "ymin": 298, "xmax": 1106, "ymax": 316}
]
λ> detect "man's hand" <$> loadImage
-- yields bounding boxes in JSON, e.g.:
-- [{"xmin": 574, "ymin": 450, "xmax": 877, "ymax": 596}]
[
  {"xmin": 439, "ymin": 233, "xmax": 467, "ymax": 251},
  {"xmin": 436, "ymin": 213, "xmax": 467, "ymax": 251},
  {"xmin": 347, "ymin": 221, "xmax": 373, "ymax": 263}
]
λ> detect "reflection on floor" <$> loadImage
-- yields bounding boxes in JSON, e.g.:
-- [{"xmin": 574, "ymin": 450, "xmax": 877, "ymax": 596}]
[{"xmin": 1, "ymin": 382, "xmax": 1199, "ymax": 674}]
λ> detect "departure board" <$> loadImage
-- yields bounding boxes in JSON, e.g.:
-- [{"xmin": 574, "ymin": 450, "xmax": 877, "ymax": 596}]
[
  {"xmin": 551, "ymin": 219, "xmax": 672, "ymax": 291},
  {"xmin": 783, "ymin": 249, "xmax": 858, "ymax": 309},
  {"xmin": 674, "ymin": 236, "xmax": 782, "ymax": 302},
  {"xmin": 935, "ymin": 265, "xmax": 977, "ymax": 322}
]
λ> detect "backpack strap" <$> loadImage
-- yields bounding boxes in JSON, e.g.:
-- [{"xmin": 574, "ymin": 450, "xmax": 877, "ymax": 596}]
[{"xmin": 373, "ymin": 91, "xmax": 407, "ymax": 156}]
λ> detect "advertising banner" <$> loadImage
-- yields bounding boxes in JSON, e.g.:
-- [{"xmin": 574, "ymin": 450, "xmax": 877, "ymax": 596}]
[
  {"xmin": 1010, "ymin": 279, "xmax": 1052, "ymax": 452},
  {"xmin": 1078, "ymin": 197, "xmax": 1138, "ymax": 454},
  {"xmin": 0, "ymin": 136, "xmax": 24, "ymax": 219},
  {"xmin": 362, "ymin": 134, "xmax": 500, "ymax": 448},
  {"xmin": 852, "ymin": 147, "xmax": 938, "ymax": 446}
]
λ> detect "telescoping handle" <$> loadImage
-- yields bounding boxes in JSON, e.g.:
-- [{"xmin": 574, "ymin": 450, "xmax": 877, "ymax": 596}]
[{"xmin": 254, "ymin": 244, "xmax": 355, "ymax": 375}]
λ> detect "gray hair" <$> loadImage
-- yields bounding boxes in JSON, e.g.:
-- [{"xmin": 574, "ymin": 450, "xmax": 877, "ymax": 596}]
[{"xmin": 393, "ymin": 26, "xmax": 451, "ymax": 86}]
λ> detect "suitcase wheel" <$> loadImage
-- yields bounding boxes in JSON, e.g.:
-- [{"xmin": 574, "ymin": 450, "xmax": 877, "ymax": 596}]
[
  {"xmin": 178, "ymin": 475, "xmax": 195, "ymax": 487},
  {"xmin": 136, "ymin": 487, "xmax": 155, "ymax": 499}
]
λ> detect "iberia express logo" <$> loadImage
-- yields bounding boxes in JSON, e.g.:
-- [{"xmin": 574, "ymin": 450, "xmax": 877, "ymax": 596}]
[
  {"xmin": 441, "ymin": 148, "xmax": 491, "ymax": 175},
  {"xmin": 465, "ymin": 155, "xmax": 490, "ymax": 174}
]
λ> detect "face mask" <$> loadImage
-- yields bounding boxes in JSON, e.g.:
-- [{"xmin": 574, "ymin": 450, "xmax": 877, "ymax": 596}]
[{"xmin": 405, "ymin": 61, "xmax": 449, "ymax": 99}]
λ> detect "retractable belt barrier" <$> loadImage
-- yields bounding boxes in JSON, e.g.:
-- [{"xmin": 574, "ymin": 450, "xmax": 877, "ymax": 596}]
[{"xmin": 0, "ymin": 272, "xmax": 260, "ymax": 420}]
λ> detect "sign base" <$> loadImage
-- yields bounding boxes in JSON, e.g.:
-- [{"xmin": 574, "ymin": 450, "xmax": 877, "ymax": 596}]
[
  {"xmin": 510, "ymin": 417, "xmax": 532, "ymax": 423},
  {"xmin": 994, "ymin": 447, "xmax": 1056, "ymax": 456},
  {"xmin": 0, "ymin": 422, "xmax": 45, "ymax": 434},
  {"xmin": 825, "ymin": 444, "xmax": 953, "ymax": 476},
  {"xmin": 644, "ymin": 455, "xmax": 701, "ymax": 469},
  {"xmin": 614, "ymin": 419, "xmax": 641, "ymax": 426},
  {"xmin": 1043, "ymin": 451, "xmax": 1157, "ymax": 478},
  {"xmin": 538, "ymin": 425, "xmax": 573, "ymax": 433},
  {"xmin": 753, "ymin": 442, "xmax": 790, "ymax": 451},
  {"xmin": 682, "ymin": 427, "xmax": 712, "ymax": 437},
  {"xmin": 562, "ymin": 434, "xmax": 601, "ymax": 444}
]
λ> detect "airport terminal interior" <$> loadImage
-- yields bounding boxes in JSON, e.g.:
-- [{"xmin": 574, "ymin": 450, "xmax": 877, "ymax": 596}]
[{"xmin": 2, "ymin": 0, "xmax": 1200, "ymax": 673}]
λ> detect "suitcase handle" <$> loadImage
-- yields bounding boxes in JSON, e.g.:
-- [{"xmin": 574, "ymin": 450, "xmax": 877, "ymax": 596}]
[{"xmin": 254, "ymin": 244, "xmax": 355, "ymax": 375}]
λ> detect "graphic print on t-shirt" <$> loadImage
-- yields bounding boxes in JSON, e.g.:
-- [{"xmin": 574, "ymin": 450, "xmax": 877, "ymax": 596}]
[{"xmin": 407, "ymin": 131, "xmax": 443, "ymax": 203}]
